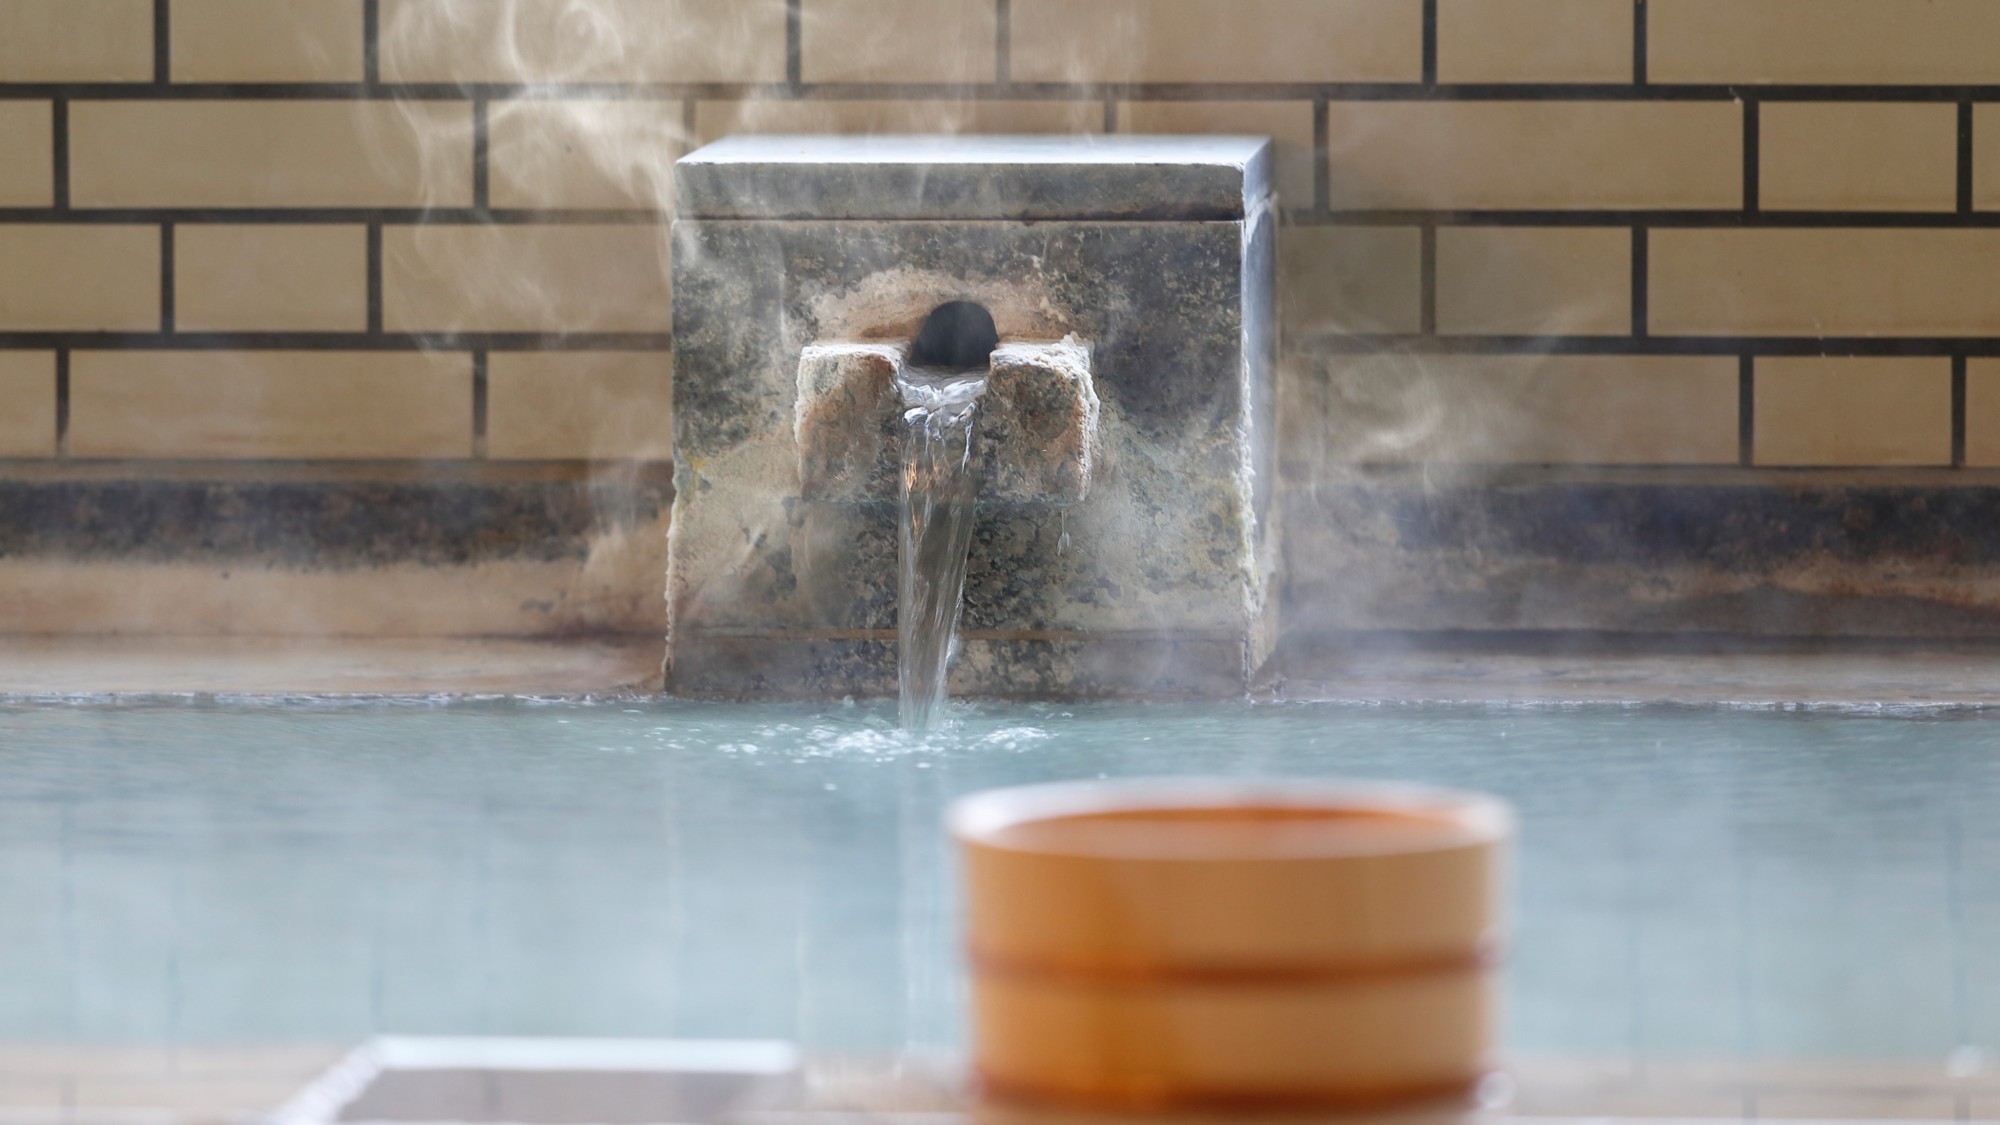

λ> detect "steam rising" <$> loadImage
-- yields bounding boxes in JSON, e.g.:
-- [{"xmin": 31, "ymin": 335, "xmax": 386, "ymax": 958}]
[{"xmin": 371, "ymin": 0, "xmax": 1646, "ymax": 656}]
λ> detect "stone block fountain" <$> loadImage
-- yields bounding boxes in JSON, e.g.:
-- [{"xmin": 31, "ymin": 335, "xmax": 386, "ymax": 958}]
[{"xmin": 667, "ymin": 136, "xmax": 1277, "ymax": 702}]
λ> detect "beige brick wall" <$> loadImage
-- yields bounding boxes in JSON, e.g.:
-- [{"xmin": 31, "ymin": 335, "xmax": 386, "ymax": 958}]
[
  {"xmin": 70, "ymin": 101, "xmax": 474, "ymax": 208},
  {"xmin": 0, "ymin": 1, "xmax": 154, "ymax": 82},
  {"xmin": 0, "ymin": 352, "xmax": 58, "ymax": 458},
  {"xmin": 170, "ymin": 0, "xmax": 366, "ymax": 83},
  {"xmin": 0, "ymin": 104, "xmax": 53, "ymax": 207},
  {"xmin": 0, "ymin": 227, "xmax": 161, "ymax": 331},
  {"xmin": 1760, "ymin": 103, "xmax": 1956, "ymax": 213},
  {"xmin": 175, "ymin": 226, "xmax": 368, "ymax": 332},
  {"xmin": 0, "ymin": 0, "xmax": 1997, "ymax": 500},
  {"xmin": 1321, "ymin": 354, "xmax": 1740, "ymax": 465},
  {"xmin": 69, "ymin": 352, "xmax": 474, "ymax": 460},
  {"xmin": 1752, "ymin": 358, "xmax": 1953, "ymax": 468},
  {"xmin": 1012, "ymin": 0, "xmax": 1420, "ymax": 83}
]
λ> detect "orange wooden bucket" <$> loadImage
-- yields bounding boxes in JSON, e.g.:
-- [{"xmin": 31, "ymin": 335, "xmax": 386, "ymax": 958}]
[{"xmin": 949, "ymin": 779, "xmax": 1512, "ymax": 1113}]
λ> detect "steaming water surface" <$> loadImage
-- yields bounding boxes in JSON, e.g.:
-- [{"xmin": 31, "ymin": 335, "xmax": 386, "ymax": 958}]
[{"xmin": 2, "ymin": 698, "xmax": 1997, "ymax": 1063}]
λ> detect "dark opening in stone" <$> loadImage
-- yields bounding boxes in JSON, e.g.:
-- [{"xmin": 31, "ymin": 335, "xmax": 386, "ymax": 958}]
[{"xmin": 909, "ymin": 301, "xmax": 999, "ymax": 370}]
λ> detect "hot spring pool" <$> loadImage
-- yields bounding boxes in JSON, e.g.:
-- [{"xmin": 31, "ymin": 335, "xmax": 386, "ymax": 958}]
[{"xmin": 1, "ymin": 698, "xmax": 1995, "ymax": 1065}]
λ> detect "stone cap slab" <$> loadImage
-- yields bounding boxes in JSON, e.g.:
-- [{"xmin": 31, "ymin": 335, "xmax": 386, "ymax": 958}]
[{"xmin": 677, "ymin": 134, "xmax": 1274, "ymax": 221}]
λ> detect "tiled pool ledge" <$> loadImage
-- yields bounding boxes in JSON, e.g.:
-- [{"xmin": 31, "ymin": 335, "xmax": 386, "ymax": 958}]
[
  {"xmin": 5, "ymin": 634, "xmax": 2000, "ymax": 706},
  {"xmin": 0, "ymin": 636, "xmax": 665, "ymax": 697},
  {"xmin": 2, "ymin": 1047, "xmax": 1997, "ymax": 1125},
  {"xmin": 1266, "ymin": 633, "xmax": 2000, "ymax": 709}
]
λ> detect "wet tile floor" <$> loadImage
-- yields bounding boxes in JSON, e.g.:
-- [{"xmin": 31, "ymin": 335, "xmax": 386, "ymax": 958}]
[{"xmin": 4, "ymin": 1048, "xmax": 2000, "ymax": 1125}]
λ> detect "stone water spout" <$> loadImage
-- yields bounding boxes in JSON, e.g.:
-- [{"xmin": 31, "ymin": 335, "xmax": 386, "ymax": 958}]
[
  {"xmin": 794, "ymin": 337, "xmax": 1100, "ymax": 506},
  {"xmin": 797, "ymin": 325, "xmax": 1102, "ymax": 725},
  {"xmin": 666, "ymin": 135, "xmax": 1277, "ymax": 700}
]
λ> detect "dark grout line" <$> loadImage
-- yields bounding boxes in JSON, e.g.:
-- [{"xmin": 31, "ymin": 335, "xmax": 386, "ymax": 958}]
[
  {"xmin": 0, "ymin": 331, "xmax": 676, "ymax": 351},
  {"xmin": 153, "ymin": 0, "xmax": 170, "ymax": 83},
  {"xmin": 1742, "ymin": 97, "xmax": 1760, "ymax": 213},
  {"xmin": 12, "ymin": 205, "xmax": 2000, "ymax": 229},
  {"xmin": 1300, "ymin": 334, "xmax": 2000, "ymax": 358},
  {"xmin": 472, "ymin": 100, "xmax": 490, "ymax": 212},
  {"xmin": 1738, "ymin": 355, "xmax": 1755, "ymax": 467},
  {"xmin": 13, "ymin": 80, "xmax": 2000, "ymax": 102},
  {"xmin": 54, "ymin": 350, "xmax": 69, "ymax": 459},
  {"xmin": 363, "ymin": 0, "xmax": 381, "ymax": 86},
  {"xmin": 995, "ymin": 0, "xmax": 1011, "ymax": 86},
  {"xmin": 0, "ymin": 207, "xmax": 674, "ymax": 224},
  {"xmin": 1954, "ymin": 355, "xmax": 1969, "ymax": 468},
  {"xmin": 0, "ymin": 459, "xmax": 676, "ymax": 481},
  {"xmin": 1632, "ymin": 0, "xmax": 1647, "ymax": 86},
  {"xmin": 786, "ymin": 0, "xmax": 803, "ymax": 90},
  {"xmin": 1297, "ymin": 209, "xmax": 2000, "ymax": 228},
  {"xmin": 49, "ymin": 101, "xmax": 67, "ymax": 211},
  {"xmin": 1102, "ymin": 97, "xmax": 1117, "ymax": 133},
  {"xmin": 1959, "ymin": 102, "xmax": 1975, "ymax": 215},
  {"xmin": 1313, "ymin": 98, "xmax": 1330, "ymax": 213},
  {"xmin": 366, "ymin": 223, "xmax": 383, "ymax": 335},
  {"xmin": 1421, "ymin": 0, "xmax": 1438, "ymax": 86},
  {"xmin": 1419, "ymin": 225, "xmax": 1438, "ymax": 335},
  {"xmin": 472, "ymin": 350, "xmax": 489, "ymax": 459},
  {"xmin": 1630, "ymin": 227, "xmax": 1648, "ymax": 337},
  {"xmin": 159, "ymin": 224, "xmax": 175, "ymax": 333}
]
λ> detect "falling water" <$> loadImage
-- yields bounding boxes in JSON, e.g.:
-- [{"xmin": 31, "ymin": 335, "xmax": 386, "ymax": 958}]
[{"xmin": 897, "ymin": 368, "xmax": 987, "ymax": 729}]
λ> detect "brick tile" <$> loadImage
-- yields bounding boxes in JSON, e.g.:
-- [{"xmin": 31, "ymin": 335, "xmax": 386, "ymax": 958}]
[
  {"xmin": 802, "ymin": 0, "xmax": 997, "ymax": 83},
  {"xmin": 1325, "ymin": 354, "xmax": 1741, "ymax": 464},
  {"xmin": 1652, "ymin": 230, "xmax": 2000, "ymax": 336},
  {"xmin": 71, "ymin": 101, "xmax": 473, "ymax": 209},
  {"xmin": 693, "ymin": 99, "xmax": 1102, "ymax": 144},
  {"xmin": 171, "ymin": 0, "xmax": 365, "ymax": 82},
  {"xmin": 0, "ymin": 352, "xmax": 57, "ymax": 458},
  {"xmin": 1973, "ymin": 107, "xmax": 2000, "ymax": 212},
  {"xmin": 69, "ymin": 352, "xmax": 473, "ymax": 460},
  {"xmin": 0, "ymin": 103, "xmax": 53, "ymax": 208},
  {"xmin": 0, "ymin": 227, "xmax": 159, "ymax": 331},
  {"xmin": 1437, "ymin": 227, "xmax": 1630, "ymax": 336},
  {"xmin": 1761, "ymin": 103, "xmax": 1956, "ymax": 213},
  {"xmin": 0, "ymin": 0, "xmax": 153, "ymax": 82},
  {"xmin": 490, "ymin": 99, "xmax": 685, "ymax": 210},
  {"xmin": 383, "ymin": 225, "xmax": 671, "ymax": 333},
  {"xmin": 1118, "ymin": 101, "xmax": 1316, "ymax": 205},
  {"xmin": 1651, "ymin": 0, "xmax": 2000, "ymax": 85},
  {"xmin": 175, "ymin": 226, "xmax": 368, "ymax": 333},
  {"xmin": 487, "ymin": 352, "xmax": 672, "ymax": 460},
  {"xmin": 1327, "ymin": 102, "xmax": 1740, "ymax": 210},
  {"xmin": 381, "ymin": 0, "xmax": 788, "ymax": 83},
  {"xmin": 1964, "ymin": 360, "xmax": 2000, "ymax": 467},
  {"xmin": 1753, "ymin": 357, "xmax": 1951, "ymax": 467},
  {"xmin": 1283, "ymin": 226, "xmax": 1422, "ymax": 336},
  {"xmin": 1437, "ymin": 0, "xmax": 1632, "ymax": 84},
  {"xmin": 1011, "ymin": 0, "xmax": 1420, "ymax": 83}
]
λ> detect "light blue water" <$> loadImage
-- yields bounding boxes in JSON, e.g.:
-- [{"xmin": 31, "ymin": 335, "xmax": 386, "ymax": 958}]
[{"xmin": 2, "ymin": 699, "xmax": 1996, "ymax": 1063}]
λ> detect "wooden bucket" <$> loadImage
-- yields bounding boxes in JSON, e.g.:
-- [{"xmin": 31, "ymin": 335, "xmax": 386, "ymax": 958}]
[{"xmin": 949, "ymin": 779, "xmax": 1512, "ymax": 1113}]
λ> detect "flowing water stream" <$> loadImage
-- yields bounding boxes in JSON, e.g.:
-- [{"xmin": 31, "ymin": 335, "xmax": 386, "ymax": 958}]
[{"xmin": 896, "ymin": 367, "xmax": 987, "ymax": 729}]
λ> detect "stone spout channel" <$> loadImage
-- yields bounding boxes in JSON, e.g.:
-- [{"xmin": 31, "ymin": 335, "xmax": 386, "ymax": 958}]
[{"xmin": 796, "ymin": 336, "xmax": 1100, "ymax": 724}]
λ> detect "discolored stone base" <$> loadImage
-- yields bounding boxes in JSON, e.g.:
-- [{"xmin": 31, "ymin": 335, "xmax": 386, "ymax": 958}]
[
  {"xmin": 0, "ymin": 471, "xmax": 672, "ymax": 637},
  {"xmin": 666, "ymin": 633, "xmax": 1251, "ymax": 700},
  {"xmin": 1283, "ymin": 470, "xmax": 2000, "ymax": 640}
]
